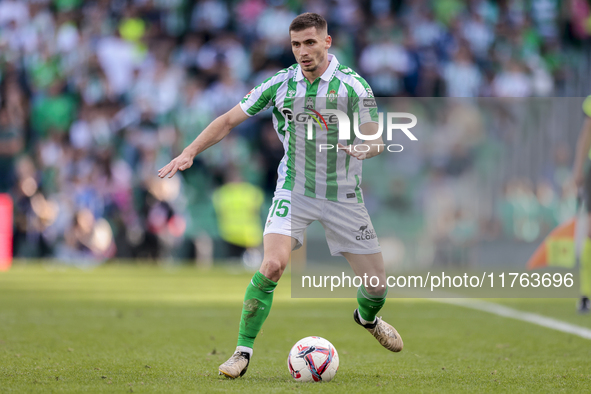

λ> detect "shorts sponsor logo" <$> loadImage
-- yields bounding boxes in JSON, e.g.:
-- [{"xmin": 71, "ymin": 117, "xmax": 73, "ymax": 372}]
[
  {"xmin": 354, "ymin": 224, "xmax": 377, "ymax": 241},
  {"xmin": 346, "ymin": 193, "xmax": 356, "ymax": 199}
]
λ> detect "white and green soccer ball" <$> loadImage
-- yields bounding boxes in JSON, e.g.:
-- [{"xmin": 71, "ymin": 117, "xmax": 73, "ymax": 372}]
[{"xmin": 287, "ymin": 336, "xmax": 339, "ymax": 382}]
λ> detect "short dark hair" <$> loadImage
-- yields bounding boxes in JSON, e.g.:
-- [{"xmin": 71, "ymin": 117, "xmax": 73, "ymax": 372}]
[{"xmin": 289, "ymin": 13, "xmax": 327, "ymax": 34}]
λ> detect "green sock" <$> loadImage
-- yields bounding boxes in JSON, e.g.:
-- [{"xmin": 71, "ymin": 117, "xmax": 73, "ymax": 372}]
[
  {"xmin": 581, "ymin": 239, "xmax": 591, "ymax": 297},
  {"xmin": 357, "ymin": 285, "xmax": 387, "ymax": 322},
  {"xmin": 237, "ymin": 271, "xmax": 278, "ymax": 348}
]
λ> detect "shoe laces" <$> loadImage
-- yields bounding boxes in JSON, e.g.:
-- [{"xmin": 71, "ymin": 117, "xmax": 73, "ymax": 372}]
[
  {"xmin": 225, "ymin": 352, "xmax": 245, "ymax": 366},
  {"xmin": 374, "ymin": 317, "xmax": 394, "ymax": 337}
]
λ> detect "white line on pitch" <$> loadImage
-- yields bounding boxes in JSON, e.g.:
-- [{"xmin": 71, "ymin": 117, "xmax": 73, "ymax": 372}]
[{"xmin": 433, "ymin": 298, "xmax": 591, "ymax": 340}]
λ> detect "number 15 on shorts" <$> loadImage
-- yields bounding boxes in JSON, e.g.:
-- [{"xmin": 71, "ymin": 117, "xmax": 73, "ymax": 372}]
[{"xmin": 270, "ymin": 199, "xmax": 290, "ymax": 217}]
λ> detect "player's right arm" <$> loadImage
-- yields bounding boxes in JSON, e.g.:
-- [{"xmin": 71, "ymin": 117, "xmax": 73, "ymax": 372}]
[
  {"xmin": 573, "ymin": 97, "xmax": 591, "ymax": 188},
  {"xmin": 159, "ymin": 72, "xmax": 282, "ymax": 179},
  {"xmin": 158, "ymin": 104, "xmax": 249, "ymax": 178}
]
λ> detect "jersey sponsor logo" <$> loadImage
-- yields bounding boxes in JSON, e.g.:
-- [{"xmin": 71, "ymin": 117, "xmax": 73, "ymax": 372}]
[
  {"xmin": 354, "ymin": 224, "xmax": 377, "ymax": 241},
  {"xmin": 362, "ymin": 98, "xmax": 377, "ymax": 108},
  {"xmin": 285, "ymin": 108, "xmax": 339, "ymax": 130},
  {"xmin": 328, "ymin": 89, "xmax": 337, "ymax": 102},
  {"xmin": 306, "ymin": 97, "xmax": 315, "ymax": 109},
  {"xmin": 298, "ymin": 108, "xmax": 329, "ymax": 132},
  {"xmin": 280, "ymin": 107, "xmax": 294, "ymax": 122}
]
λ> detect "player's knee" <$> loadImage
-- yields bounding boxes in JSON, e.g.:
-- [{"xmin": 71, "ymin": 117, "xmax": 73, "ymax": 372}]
[
  {"xmin": 364, "ymin": 285, "xmax": 386, "ymax": 298},
  {"xmin": 363, "ymin": 277, "xmax": 387, "ymax": 297},
  {"xmin": 260, "ymin": 258, "xmax": 286, "ymax": 282}
]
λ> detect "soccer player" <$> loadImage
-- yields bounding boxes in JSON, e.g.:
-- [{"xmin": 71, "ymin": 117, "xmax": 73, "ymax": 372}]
[
  {"xmin": 158, "ymin": 13, "xmax": 403, "ymax": 378},
  {"xmin": 572, "ymin": 95, "xmax": 591, "ymax": 313}
]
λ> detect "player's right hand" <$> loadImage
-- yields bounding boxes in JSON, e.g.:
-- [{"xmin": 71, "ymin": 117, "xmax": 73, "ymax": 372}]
[{"xmin": 158, "ymin": 150, "xmax": 194, "ymax": 178}]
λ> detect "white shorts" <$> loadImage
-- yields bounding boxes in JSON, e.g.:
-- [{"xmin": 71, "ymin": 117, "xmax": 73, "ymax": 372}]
[{"xmin": 263, "ymin": 190, "xmax": 381, "ymax": 257}]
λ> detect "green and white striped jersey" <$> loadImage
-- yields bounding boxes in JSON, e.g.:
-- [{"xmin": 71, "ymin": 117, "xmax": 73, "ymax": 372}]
[{"xmin": 239, "ymin": 54, "xmax": 378, "ymax": 203}]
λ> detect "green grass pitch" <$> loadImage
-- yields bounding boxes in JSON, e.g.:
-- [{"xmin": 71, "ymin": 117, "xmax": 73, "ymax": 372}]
[{"xmin": 1, "ymin": 263, "xmax": 591, "ymax": 393}]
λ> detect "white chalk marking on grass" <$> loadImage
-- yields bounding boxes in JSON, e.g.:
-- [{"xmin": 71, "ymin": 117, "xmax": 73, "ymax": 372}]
[{"xmin": 434, "ymin": 298, "xmax": 591, "ymax": 340}]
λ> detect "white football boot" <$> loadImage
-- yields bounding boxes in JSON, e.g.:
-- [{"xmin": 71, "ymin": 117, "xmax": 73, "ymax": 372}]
[
  {"xmin": 354, "ymin": 309, "xmax": 403, "ymax": 352},
  {"xmin": 218, "ymin": 350, "xmax": 250, "ymax": 379}
]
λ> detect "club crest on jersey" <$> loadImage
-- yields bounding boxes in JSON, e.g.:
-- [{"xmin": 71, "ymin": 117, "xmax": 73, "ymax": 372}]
[{"xmin": 327, "ymin": 89, "xmax": 337, "ymax": 102}]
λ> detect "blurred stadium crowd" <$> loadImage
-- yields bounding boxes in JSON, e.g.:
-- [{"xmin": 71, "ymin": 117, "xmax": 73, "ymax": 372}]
[{"xmin": 0, "ymin": 0, "xmax": 590, "ymax": 264}]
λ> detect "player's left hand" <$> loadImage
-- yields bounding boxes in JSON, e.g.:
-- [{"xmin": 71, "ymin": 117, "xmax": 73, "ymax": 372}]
[{"xmin": 337, "ymin": 143, "xmax": 367, "ymax": 160}]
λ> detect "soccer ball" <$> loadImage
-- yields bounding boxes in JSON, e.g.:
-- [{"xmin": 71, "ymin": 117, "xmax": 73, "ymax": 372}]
[{"xmin": 287, "ymin": 336, "xmax": 339, "ymax": 382}]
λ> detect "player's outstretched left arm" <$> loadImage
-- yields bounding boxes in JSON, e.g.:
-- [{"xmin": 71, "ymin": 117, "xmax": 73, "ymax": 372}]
[
  {"xmin": 158, "ymin": 104, "xmax": 249, "ymax": 178},
  {"xmin": 337, "ymin": 122, "xmax": 383, "ymax": 161}
]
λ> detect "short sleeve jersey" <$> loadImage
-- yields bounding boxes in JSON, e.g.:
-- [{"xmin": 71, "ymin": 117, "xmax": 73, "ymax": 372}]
[{"xmin": 239, "ymin": 54, "xmax": 378, "ymax": 203}]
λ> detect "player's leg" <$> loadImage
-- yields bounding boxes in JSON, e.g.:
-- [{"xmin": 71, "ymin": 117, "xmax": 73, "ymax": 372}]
[
  {"xmin": 342, "ymin": 251, "xmax": 387, "ymax": 322},
  {"xmin": 321, "ymin": 201, "xmax": 403, "ymax": 352},
  {"xmin": 220, "ymin": 190, "xmax": 314, "ymax": 378},
  {"xmin": 219, "ymin": 233, "xmax": 296, "ymax": 378},
  {"xmin": 237, "ymin": 233, "xmax": 296, "ymax": 349},
  {"xmin": 343, "ymin": 252, "xmax": 403, "ymax": 352}
]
